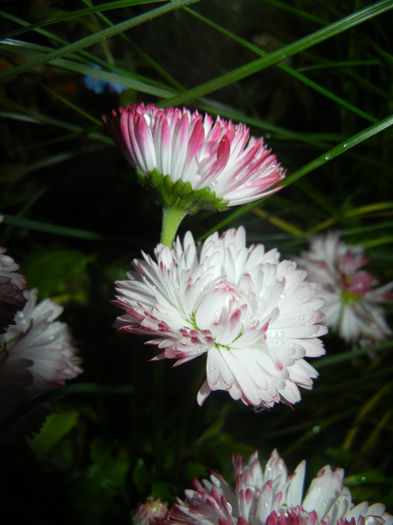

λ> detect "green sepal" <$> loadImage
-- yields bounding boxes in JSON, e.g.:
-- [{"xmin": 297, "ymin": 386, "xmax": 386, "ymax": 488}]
[{"xmin": 137, "ymin": 168, "xmax": 229, "ymax": 214}]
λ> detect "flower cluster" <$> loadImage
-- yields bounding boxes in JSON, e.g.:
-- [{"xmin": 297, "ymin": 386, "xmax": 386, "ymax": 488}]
[
  {"xmin": 167, "ymin": 449, "xmax": 393, "ymax": 525},
  {"xmin": 114, "ymin": 227, "xmax": 327, "ymax": 408},
  {"xmin": 296, "ymin": 232, "xmax": 393, "ymax": 343},
  {"xmin": 103, "ymin": 103, "xmax": 285, "ymax": 214},
  {"xmin": 106, "ymin": 103, "xmax": 392, "ymax": 521}
]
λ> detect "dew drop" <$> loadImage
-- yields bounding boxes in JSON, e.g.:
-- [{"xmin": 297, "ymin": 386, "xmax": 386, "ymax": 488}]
[
  {"xmin": 324, "ymin": 154, "xmax": 331, "ymax": 161},
  {"xmin": 342, "ymin": 143, "xmax": 348, "ymax": 149},
  {"xmin": 312, "ymin": 425, "xmax": 321, "ymax": 434}
]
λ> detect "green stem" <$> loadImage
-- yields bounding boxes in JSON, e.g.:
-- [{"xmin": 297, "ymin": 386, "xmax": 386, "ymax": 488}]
[{"xmin": 160, "ymin": 206, "xmax": 187, "ymax": 246}]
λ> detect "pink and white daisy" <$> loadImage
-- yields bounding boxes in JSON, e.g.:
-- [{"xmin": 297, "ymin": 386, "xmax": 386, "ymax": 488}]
[
  {"xmin": 102, "ymin": 103, "xmax": 285, "ymax": 213},
  {"xmin": 296, "ymin": 232, "xmax": 392, "ymax": 343},
  {"xmin": 114, "ymin": 227, "xmax": 327, "ymax": 408},
  {"xmin": 0, "ymin": 247, "xmax": 27, "ymax": 334},
  {"xmin": 0, "ymin": 288, "xmax": 82, "ymax": 395},
  {"xmin": 0, "ymin": 246, "xmax": 27, "ymax": 291},
  {"xmin": 166, "ymin": 449, "xmax": 392, "ymax": 525}
]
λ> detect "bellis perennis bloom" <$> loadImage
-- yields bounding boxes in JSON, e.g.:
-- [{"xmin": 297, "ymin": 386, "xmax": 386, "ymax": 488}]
[
  {"xmin": 0, "ymin": 288, "xmax": 82, "ymax": 397},
  {"xmin": 103, "ymin": 103, "xmax": 285, "ymax": 213},
  {"xmin": 296, "ymin": 233, "xmax": 393, "ymax": 343},
  {"xmin": 114, "ymin": 227, "xmax": 327, "ymax": 408},
  {"xmin": 0, "ymin": 247, "xmax": 27, "ymax": 333},
  {"xmin": 166, "ymin": 449, "xmax": 393, "ymax": 525}
]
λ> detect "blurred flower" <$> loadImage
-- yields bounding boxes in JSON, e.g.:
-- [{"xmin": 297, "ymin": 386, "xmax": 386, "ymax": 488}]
[
  {"xmin": 134, "ymin": 498, "xmax": 168, "ymax": 525},
  {"xmin": 84, "ymin": 64, "xmax": 127, "ymax": 94},
  {"xmin": 296, "ymin": 232, "xmax": 393, "ymax": 343},
  {"xmin": 114, "ymin": 227, "xmax": 326, "ymax": 408},
  {"xmin": 0, "ymin": 247, "xmax": 27, "ymax": 334},
  {"xmin": 1, "ymin": 288, "xmax": 82, "ymax": 395},
  {"xmin": 167, "ymin": 449, "xmax": 393, "ymax": 525},
  {"xmin": 0, "ymin": 247, "xmax": 82, "ymax": 436},
  {"xmin": 0, "ymin": 247, "xmax": 27, "ymax": 290},
  {"xmin": 102, "ymin": 103, "xmax": 285, "ymax": 214}
]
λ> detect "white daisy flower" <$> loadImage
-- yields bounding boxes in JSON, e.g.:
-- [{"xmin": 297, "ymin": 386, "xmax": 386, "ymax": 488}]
[{"xmin": 114, "ymin": 227, "xmax": 326, "ymax": 408}]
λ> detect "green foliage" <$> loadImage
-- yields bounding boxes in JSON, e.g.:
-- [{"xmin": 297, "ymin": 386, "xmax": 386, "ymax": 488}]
[
  {"xmin": 22, "ymin": 247, "xmax": 93, "ymax": 302},
  {"xmin": 86, "ymin": 438, "xmax": 130, "ymax": 495},
  {"xmin": 28, "ymin": 409, "xmax": 80, "ymax": 461}
]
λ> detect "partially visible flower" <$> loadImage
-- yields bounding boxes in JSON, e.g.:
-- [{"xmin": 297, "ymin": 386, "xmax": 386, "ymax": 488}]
[
  {"xmin": 0, "ymin": 247, "xmax": 27, "ymax": 333},
  {"xmin": 103, "ymin": 103, "xmax": 285, "ymax": 214},
  {"xmin": 0, "ymin": 247, "xmax": 27, "ymax": 290},
  {"xmin": 134, "ymin": 498, "xmax": 169, "ymax": 525},
  {"xmin": 114, "ymin": 227, "xmax": 326, "ymax": 408},
  {"xmin": 0, "ymin": 278, "xmax": 27, "ymax": 334},
  {"xmin": 296, "ymin": 232, "xmax": 392, "ymax": 343},
  {"xmin": 0, "ymin": 288, "xmax": 82, "ymax": 396},
  {"xmin": 167, "ymin": 449, "xmax": 393, "ymax": 525},
  {"xmin": 84, "ymin": 64, "xmax": 127, "ymax": 94}
]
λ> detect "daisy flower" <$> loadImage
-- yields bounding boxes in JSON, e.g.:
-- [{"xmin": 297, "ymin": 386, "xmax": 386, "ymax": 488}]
[
  {"xmin": 114, "ymin": 227, "xmax": 326, "ymax": 408},
  {"xmin": 296, "ymin": 232, "xmax": 392, "ymax": 343},
  {"xmin": 0, "ymin": 288, "xmax": 82, "ymax": 395},
  {"xmin": 0, "ymin": 247, "xmax": 27, "ymax": 334},
  {"xmin": 166, "ymin": 449, "xmax": 392, "ymax": 525},
  {"xmin": 103, "ymin": 104, "xmax": 285, "ymax": 245}
]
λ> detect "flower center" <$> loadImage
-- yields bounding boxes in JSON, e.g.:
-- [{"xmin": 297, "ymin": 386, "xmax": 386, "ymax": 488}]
[
  {"xmin": 340, "ymin": 270, "xmax": 374, "ymax": 303},
  {"xmin": 193, "ymin": 280, "xmax": 249, "ymax": 346}
]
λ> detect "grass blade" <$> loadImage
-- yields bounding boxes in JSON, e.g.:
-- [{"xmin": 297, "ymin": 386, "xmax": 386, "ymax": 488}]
[
  {"xmin": 163, "ymin": 0, "xmax": 393, "ymax": 105},
  {"xmin": 0, "ymin": 0, "xmax": 199, "ymax": 82}
]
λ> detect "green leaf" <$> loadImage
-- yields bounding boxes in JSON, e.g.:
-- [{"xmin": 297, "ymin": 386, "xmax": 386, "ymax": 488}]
[
  {"xmin": 86, "ymin": 438, "xmax": 130, "ymax": 493},
  {"xmin": 22, "ymin": 247, "xmax": 94, "ymax": 302},
  {"xmin": 345, "ymin": 469, "xmax": 388, "ymax": 486},
  {"xmin": 28, "ymin": 409, "xmax": 79, "ymax": 461},
  {"xmin": 184, "ymin": 8, "xmax": 377, "ymax": 123},
  {"xmin": 163, "ymin": 0, "xmax": 393, "ymax": 105},
  {"xmin": 132, "ymin": 458, "xmax": 151, "ymax": 489},
  {"xmin": 0, "ymin": 0, "xmax": 200, "ymax": 82}
]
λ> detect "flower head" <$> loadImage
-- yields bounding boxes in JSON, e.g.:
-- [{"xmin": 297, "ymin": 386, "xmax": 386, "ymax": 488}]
[
  {"xmin": 166, "ymin": 449, "xmax": 393, "ymax": 525},
  {"xmin": 0, "ymin": 288, "xmax": 82, "ymax": 395},
  {"xmin": 0, "ymin": 247, "xmax": 27, "ymax": 333},
  {"xmin": 296, "ymin": 233, "xmax": 393, "ymax": 343},
  {"xmin": 102, "ymin": 103, "xmax": 285, "ymax": 214},
  {"xmin": 114, "ymin": 227, "xmax": 326, "ymax": 408},
  {"xmin": 0, "ymin": 247, "xmax": 27, "ymax": 291}
]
